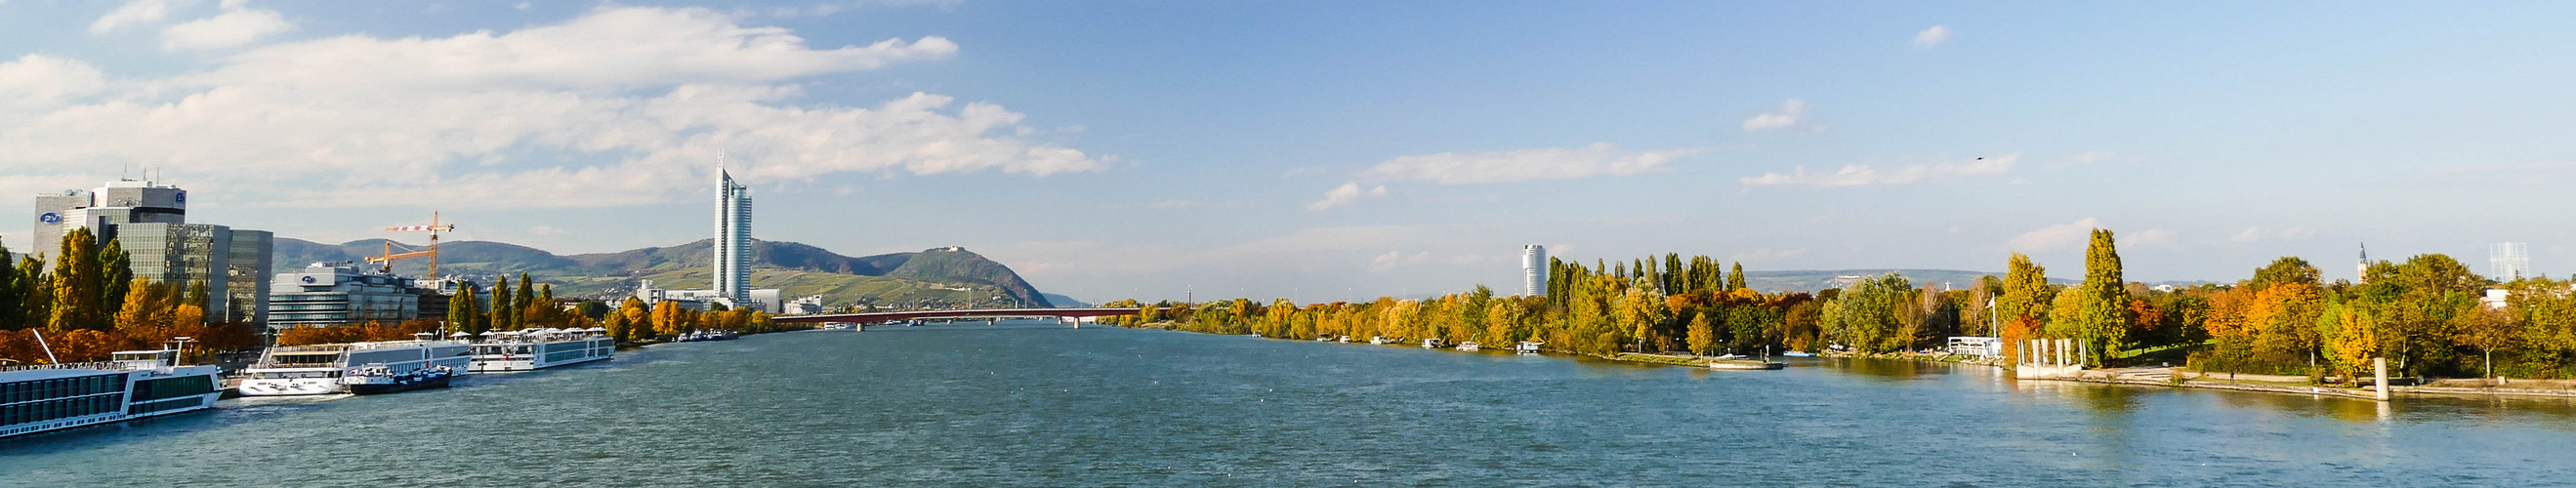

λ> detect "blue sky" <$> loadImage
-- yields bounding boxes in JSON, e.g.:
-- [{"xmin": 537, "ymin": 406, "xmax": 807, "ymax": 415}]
[{"xmin": 5, "ymin": 1, "xmax": 2574, "ymax": 303}]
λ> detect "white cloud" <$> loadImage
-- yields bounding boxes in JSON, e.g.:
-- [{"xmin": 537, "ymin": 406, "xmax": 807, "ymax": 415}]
[
  {"xmin": 1741, "ymin": 154, "xmax": 2015, "ymax": 186},
  {"xmin": 2128, "ymin": 228, "xmax": 2180, "ymax": 249},
  {"xmin": 1914, "ymin": 25, "xmax": 1952, "ymax": 47},
  {"xmin": 92, "ymin": 0, "xmax": 177, "ymax": 34},
  {"xmin": 2230, "ymin": 226, "xmax": 2265, "ymax": 243},
  {"xmin": 160, "ymin": 8, "xmax": 291, "ymax": 50},
  {"xmin": 1740, "ymin": 98, "xmax": 1808, "ymax": 132},
  {"xmin": 0, "ymin": 55, "xmax": 106, "ymax": 108},
  {"xmin": 0, "ymin": 6, "xmax": 1100, "ymax": 208},
  {"xmin": 1357, "ymin": 142, "xmax": 1702, "ymax": 184},
  {"xmin": 2008, "ymin": 218, "xmax": 2100, "ymax": 252},
  {"xmin": 2227, "ymin": 226, "xmax": 2312, "ymax": 244},
  {"xmin": 1307, "ymin": 182, "xmax": 1387, "ymax": 210}
]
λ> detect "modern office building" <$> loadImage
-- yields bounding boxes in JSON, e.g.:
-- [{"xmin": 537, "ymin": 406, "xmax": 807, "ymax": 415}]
[
  {"xmin": 634, "ymin": 279, "xmax": 782, "ymax": 314},
  {"xmin": 30, "ymin": 181, "xmax": 272, "ymax": 326},
  {"xmin": 1522, "ymin": 244, "xmax": 1548, "ymax": 297},
  {"xmin": 714, "ymin": 162, "xmax": 753, "ymax": 308},
  {"xmin": 267, "ymin": 263, "xmax": 449, "ymax": 330},
  {"xmin": 2492, "ymin": 242, "xmax": 2530, "ymax": 282}
]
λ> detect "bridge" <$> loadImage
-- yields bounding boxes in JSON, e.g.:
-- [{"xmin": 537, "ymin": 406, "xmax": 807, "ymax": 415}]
[{"xmin": 770, "ymin": 307, "xmax": 1138, "ymax": 324}]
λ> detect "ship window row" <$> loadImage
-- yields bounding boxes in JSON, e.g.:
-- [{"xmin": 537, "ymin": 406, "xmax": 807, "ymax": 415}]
[
  {"xmin": 132, "ymin": 376, "xmax": 215, "ymax": 402},
  {"xmin": 127, "ymin": 396, "xmax": 203, "ymax": 416},
  {"xmin": 0, "ymin": 374, "xmax": 127, "ymax": 405},
  {"xmin": 1, "ymin": 394, "xmax": 120, "ymax": 427}
]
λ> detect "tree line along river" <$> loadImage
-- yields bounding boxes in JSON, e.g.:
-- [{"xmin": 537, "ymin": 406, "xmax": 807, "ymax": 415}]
[{"xmin": 2, "ymin": 320, "xmax": 2570, "ymax": 486}]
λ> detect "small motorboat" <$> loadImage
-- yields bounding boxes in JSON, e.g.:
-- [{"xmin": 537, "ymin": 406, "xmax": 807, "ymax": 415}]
[
  {"xmin": 1422, "ymin": 338, "xmax": 1445, "ymax": 348},
  {"xmin": 1457, "ymin": 342, "xmax": 1481, "ymax": 351}
]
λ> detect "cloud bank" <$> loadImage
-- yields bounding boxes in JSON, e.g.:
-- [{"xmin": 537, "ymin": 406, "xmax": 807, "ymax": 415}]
[
  {"xmin": 1357, "ymin": 142, "xmax": 1701, "ymax": 184},
  {"xmin": 4, "ymin": 6, "xmax": 1101, "ymax": 208},
  {"xmin": 1740, "ymin": 154, "xmax": 2015, "ymax": 186}
]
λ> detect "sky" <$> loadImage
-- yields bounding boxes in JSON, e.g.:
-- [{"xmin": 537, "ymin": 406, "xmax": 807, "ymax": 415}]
[{"xmin": 5, "ymin": 1, "xmax": 2576, "ymax": 304}]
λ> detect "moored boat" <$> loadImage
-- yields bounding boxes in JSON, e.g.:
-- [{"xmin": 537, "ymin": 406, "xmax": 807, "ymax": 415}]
[
  {"xmin": 343, "ymin": 364, "xmax": 456, "ymax": 394},
  {"xmin": 468, "ymin": 328, "xmax": 614, "ymax": 373},
  {"xmin": 1, "ymin": 348, "xmax": 222, "ymax": 439},
  {"xmin": 1457, "ymin": 342, "xmax": 1481, "ymax": 351},
  {"xmin": 1421, "ymin": 338, "xmax": 1444, "ymax": 348},
  {"xmin": 238, "ymin": 336, "xmax": 471, "ymax": 396},
  {"xmin": 1515, "ymin": 342, "xmax": 1544, "ymax": 354}
]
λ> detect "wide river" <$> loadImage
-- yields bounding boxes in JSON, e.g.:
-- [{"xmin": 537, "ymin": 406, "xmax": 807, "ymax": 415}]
[{"xmin": 5, "ymin": 322, "xmax": 2574, "ymax": 485}]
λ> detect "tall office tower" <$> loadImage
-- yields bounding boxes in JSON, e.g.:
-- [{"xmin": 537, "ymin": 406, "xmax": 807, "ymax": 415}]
[
  {"xmin": 714, "ymin": 162, "xmax": 754, "ymax": 308},
  {"xmin": 1522, "ymin": 244, "xmax": 1548, "ymax": 297},
  {"xmin": 33, "ymin": 180, "xmax": 187, "ymax": 259},
  {"xmin": 2491, "ymin": 242, "xmax": 2530, "ymax": 282}
]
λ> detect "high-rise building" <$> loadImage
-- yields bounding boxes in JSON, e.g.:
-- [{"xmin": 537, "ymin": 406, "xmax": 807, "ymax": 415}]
[
  {"xmin": 29, "ymin": 180, "xmax": 272, "ymax": 326},
  {"xmin": 1522, "ymin": 244, "xmax": 1548, "ymax": 297},
  {"xmin": 714, "ymin": 162, "xmax": 754, "ymax": 308},
  {"xmin": 2491, "ymin": 242, "xmax": 2530, "ymax": 282}
]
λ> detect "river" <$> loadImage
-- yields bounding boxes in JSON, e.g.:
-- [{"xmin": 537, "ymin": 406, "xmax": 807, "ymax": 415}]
[{"xmin": 4, "ymin": 321, "xmax": 2573, "ymax": 485}]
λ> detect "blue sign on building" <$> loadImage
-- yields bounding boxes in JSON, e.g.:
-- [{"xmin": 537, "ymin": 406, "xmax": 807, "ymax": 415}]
[{"xmin": 38, "ymin": 212, "xmax": 62, "ymax": 224}]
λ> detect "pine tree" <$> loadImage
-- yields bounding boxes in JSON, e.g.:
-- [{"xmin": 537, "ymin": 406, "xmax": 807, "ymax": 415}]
[
  {"xmin": 98, "ymin": 238, "xmax": 131, "ymax": 318},
  {"xmin": 489, "ymin": 279, "xmax": 514, "ymax": 331},
  {"xmin": 49, "ymin": 228, "xmax": 104, "ymax": 332}
]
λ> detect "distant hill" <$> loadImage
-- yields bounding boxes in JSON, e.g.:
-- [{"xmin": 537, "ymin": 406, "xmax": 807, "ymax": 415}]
[
  {"xmin": 271, "ymin": 238, "xmax": 1053, "ymax": 308},
  {"xmin": 1040, "ymin": 294, "xmax": 1091, "ymax": 307}
]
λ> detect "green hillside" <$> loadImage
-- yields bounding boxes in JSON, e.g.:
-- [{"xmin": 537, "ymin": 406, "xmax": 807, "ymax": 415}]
[{"xmin": 271, "ymin": 238, "xmax": 1055, "ymax": 308}]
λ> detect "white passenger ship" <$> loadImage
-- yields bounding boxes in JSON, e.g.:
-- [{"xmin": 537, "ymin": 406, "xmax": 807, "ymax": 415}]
[
  {"xmin": 237, "ymin": 336, "xmax": 473, "ymax": 396},
  {"xmin": 1, "ymin": 349, "xmax": 222, "ymax": 439},
  {"xmin": 467, "ymin": 328, "xmax": 614, "ymax": 373}
]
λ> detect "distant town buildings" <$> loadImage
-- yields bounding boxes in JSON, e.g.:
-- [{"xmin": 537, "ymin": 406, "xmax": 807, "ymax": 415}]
[
  {"xmin": 633, "ymin": 279, "xmax": 782, "ymax": 314},
  {"xmin": 1522, "ymin": 244, "xmax": 1547, "ymax": 297},
  {"xmin": 31, "ymin": 180, "xmax": 274, "ymax": 325}
]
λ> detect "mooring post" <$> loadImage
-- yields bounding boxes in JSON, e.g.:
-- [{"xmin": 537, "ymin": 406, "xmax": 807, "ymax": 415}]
[{"xmin": 2374, "ymin": 357, "xmax": 2390, "ymax": 401}]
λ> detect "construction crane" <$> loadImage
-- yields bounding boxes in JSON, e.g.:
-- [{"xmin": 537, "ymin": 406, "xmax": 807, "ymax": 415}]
[{"xmin": 368, "ymin": 212, "xmax": 456, "ymax": 278}]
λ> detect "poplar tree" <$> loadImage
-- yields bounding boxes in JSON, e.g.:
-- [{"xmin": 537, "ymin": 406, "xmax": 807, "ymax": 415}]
[
  {"xmin": 2073, "ymin": 229, "xmax": 2131, "ymax": 365},
  {"xmin": 449, "ymin": 287, "xmax": 482, "ymax": 334},
  {"xmin": 489, "ymin": 279, "xmax": 515, "ymax": 331},
  {"xmin": 531, "ymin": 284, "xmax": 555, "ymax": 327},
  {"xmin": 515, "ymin": 273, "xmax": 535, "ymax": 324},
  {"xmin": 0, "ymin": 240, "xmax": 20, "ymax": 330},
  {"xmin": 185, "ymin": 281, "xmax": 209, "ymax": 318},
  {"xmin": 49, "ymin": 228, "xmax": 104, "ymax": 332},
  {"xmin": 19, "ymin": 256, "xmax": 49, "ymax": 332},
  {"xmin": 99, "ymin": 238, "xmax": 131, "ymax": 317},
  {"xmin": 1727, "ymin": 263, "xmax": 1747, "ymax": 291}
]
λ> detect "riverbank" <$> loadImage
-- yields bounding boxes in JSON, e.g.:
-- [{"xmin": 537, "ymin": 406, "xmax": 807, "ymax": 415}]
[{"xmin": 1607, "ymin": 352, "xmax": 1783, "ymax": 369}]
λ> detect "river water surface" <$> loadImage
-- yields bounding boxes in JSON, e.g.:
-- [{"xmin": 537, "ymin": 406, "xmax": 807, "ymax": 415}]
[{"xmin": 5, "ymin": 322, "xmax": 2574, "ymax": 485}]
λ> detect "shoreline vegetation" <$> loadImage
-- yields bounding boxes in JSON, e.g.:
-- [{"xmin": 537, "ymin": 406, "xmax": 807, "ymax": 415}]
[{"xmin": 1101, "ymin": 227, "xmax": 2576, "ymax": 405}]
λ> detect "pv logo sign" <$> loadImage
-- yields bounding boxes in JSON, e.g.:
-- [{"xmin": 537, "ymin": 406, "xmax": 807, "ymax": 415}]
[{"xmin": 37, "ymin": 213, "xmax": 61, "ymax": 224}]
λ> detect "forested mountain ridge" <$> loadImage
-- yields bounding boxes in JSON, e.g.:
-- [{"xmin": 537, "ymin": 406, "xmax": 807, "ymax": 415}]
[{"xmin": 270, "ymin": 238, "xmax": 1052, "ymax": 307}]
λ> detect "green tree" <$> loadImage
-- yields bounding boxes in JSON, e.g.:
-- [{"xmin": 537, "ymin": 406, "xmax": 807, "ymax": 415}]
[
  {"xmin": 98, "ymin": 238, "xmax": 131, "ymax": 319},
  {"xmin": 489, "ymin": 278, "xmax": 515, "ymax": 331},
  {"xmin": 1685, "ymin": 312, "xmax": 1718, "ymax": 355},
  {"xmin": 515, "ymin": 273, "xmax": 537, "ymax": 325},
  {"xmin": 1727, "ymin": 263, "xmax": 1747, "ymax": 291},
  {"xmin": 48, "ymin": 228, "xmax": 104, "ymax": 332},
  {"xmin": 1999, "ymin": 253, "xmax": 2053, "ymax": 325},
  {"xmin": 0, "ymin": 239, "xmax": 21, "ymax": 330},
  {"xmin": 185, "ymin": 280, "xmax": 209, "ymax": 313},
  {"xmin": 18, "ymin": 256, "xmax": 49, "ymax": 332},
  {"xmin": 2248, "ymin": 257, "xmax": 2320, "ymax": 291},
  {"xmin": 1823, "ymin": 273, "xmax": 1909, "ymax": 352},
  {"xmin": 2071, "ymin": 229, "xmax": 2131, "ymax": 365},
  {"xmin": 449, "ymin": 287, "xmax": 483, "ymax": 335}
]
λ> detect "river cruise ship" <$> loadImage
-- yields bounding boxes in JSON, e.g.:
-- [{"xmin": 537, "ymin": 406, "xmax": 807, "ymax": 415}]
[
  {"xmin": 1, "ymin": 349, "xmax": 222, "ymax": 439},
  {"xmin": 467, "ymin": 328, "xmax": 614, "ymax": 373},
  {"xmin": 237, "ymin": 337, "xmax": 472, "ymax": 396}
]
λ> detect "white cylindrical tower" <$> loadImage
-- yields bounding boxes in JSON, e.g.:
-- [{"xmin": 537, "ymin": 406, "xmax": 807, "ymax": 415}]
[{"xmin": 1522, "ymin": 244, "xmax": 1547, "ymax": 297}]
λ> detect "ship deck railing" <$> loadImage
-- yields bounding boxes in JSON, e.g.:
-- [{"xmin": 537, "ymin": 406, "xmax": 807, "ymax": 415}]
[{"xmin": 0, "ymin": 361, "xmax": 120, "ymax": 373}]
